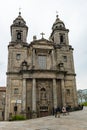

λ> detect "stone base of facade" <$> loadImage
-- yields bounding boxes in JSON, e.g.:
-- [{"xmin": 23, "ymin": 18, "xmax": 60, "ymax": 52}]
[{"xmin": 32, "ymin": 112, "xmax": 37, "ymax": 119}]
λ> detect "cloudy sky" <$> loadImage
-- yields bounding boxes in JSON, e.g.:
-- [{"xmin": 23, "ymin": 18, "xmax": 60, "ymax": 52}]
[{"xmin": 0, "ymin": 0, "xmax": 87, "ymax": 90}]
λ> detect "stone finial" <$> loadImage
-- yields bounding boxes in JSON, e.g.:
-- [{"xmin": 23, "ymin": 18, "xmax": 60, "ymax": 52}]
[
  {"xmin": 19, "ymin": 7, "xmax": 21, "ymax": 16},
  {"xmin": 56, "ymin": 11, "xmax": 59, "ymax": 19},
  {"xmin": 33, "ymin": 35, "xmax": 37, "ymax": 41}
]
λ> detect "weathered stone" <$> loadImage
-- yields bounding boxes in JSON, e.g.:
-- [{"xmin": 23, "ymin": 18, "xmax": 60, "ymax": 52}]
[{"xmin": 5, "ymin": 13, "xmax": 78, "ymax": 120}]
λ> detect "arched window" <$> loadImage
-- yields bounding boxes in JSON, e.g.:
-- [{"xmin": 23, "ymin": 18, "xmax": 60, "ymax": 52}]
[
  {"xmin": 60, "ymin": 35, "xmax": 63, "ymax": 43},
  {"xmin": 41, "ymin": 88, "xmax": 45, "ymax": 91},
  {"xmin": 17, "ymin": 32, "xmax": 21, "ymax": 40}
]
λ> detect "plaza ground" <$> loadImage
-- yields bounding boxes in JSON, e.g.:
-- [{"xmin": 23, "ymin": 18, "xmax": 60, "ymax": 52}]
[{"xmin": 0, "ymin": 107, "xmax": 87, "ymax": 130}]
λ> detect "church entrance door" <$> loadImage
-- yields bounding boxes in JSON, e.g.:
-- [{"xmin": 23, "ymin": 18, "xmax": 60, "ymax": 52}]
[{"xmin": 40, "ymin": 111, "xmax": 48, "ymax": 117}]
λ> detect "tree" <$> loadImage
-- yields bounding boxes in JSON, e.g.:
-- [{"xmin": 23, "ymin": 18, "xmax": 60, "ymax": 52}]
[
  {"xmin": 77, "ymin": 90, "xmax": 83, "ymax": 103},
  {"xmin": 83, "ymin": 94, "xmax": 87, "ymax": 102}
]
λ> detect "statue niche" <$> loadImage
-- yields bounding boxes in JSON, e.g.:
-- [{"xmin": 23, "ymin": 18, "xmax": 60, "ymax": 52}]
[{"xmin": 40, "ymin": 88, "xmax": 46, "ymax": 100}]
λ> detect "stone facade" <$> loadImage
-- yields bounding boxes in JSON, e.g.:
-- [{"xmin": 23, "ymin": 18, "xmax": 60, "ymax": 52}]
[
  {"xmin": 5, "ymin": 12, "xmax": 78, "ymax": 120},
  {"xmin": 0, "ymin": 87, "xmax": 6, "ymax": 120}
]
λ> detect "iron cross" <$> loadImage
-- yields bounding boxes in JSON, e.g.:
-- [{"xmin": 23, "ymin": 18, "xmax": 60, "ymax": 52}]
[{"xmin": 40, "ymin": 32, "xmax": 45, "ymax": 39}]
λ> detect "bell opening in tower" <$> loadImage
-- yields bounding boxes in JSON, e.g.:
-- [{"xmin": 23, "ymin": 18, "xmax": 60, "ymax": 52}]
[{"xmin": 17, "ymin": 32, "xmax": 21, "ymax": 40}]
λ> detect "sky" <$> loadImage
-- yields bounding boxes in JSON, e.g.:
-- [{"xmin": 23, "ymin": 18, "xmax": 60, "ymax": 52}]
[{"xmin": 0, "ymin": 0, "xmax": 87, "ymax": 90}]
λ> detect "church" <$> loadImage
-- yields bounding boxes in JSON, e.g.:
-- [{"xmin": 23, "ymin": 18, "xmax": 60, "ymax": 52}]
[{"xmin": 5, "ymin": 12, "xmax": 78, "ymax": 120}]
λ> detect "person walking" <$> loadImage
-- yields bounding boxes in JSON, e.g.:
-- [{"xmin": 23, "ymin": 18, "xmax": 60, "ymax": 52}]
[
  {"xmin": 66, "ymin": 105, "xmax": 71, "ymax": 115},
  {"xmin": 62, "ymin": 106, "xmax": 66, "ymax": 116},
  {"xmin": 54, "ymin": 108, "xmax": 57, "ymax": 118}
]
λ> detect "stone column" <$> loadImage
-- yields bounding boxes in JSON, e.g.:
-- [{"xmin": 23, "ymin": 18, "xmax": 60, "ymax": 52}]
[
  {"xmin": 61, "ymin": 79, "xmax": 66, "ymax": 106},
  {"xmin": 73, "ymin": 77, "xmax": 78, "ymax": 106},
  {"xmin": 32, "ymin": 49, "xmax": 35, "ymax": 67},
  {"xmin": 32, "ymin": 78, "xmax": 36, "ymax": 112},
  {"xmin": 52, "ymin": 50, "xmax": 56, "ymax": 69},
  {"xmin": 22, "ymin": 79, "xmax": 26, "ymax": 112},
  {"xmin": 5, "ymin": 77, "xmax": 11, "ymax": 120},
  {"xmin": 53, "ymin": 79, "xmax": 57, "ymax": 109}
]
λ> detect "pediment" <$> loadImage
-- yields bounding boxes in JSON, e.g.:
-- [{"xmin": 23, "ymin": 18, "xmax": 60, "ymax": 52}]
[{"xmin": 30, "ymin": 38, "xmax": 53, "ymax": 47}]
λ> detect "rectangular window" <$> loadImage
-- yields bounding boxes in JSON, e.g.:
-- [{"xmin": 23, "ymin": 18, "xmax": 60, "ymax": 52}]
[
  {"xmin": 16, "ymin": 54, "xmax": 21, "ymax": 60},
  {"xmin": 17, "ymin": 32, "xmax": 21, "ymax": 40},
  {"xmin": 38, "ymin": 55, "xmax": 46, "ymax": 69},
  {"xmin": 14, "ymin": 88, "xmax": 19, "ymax": 94},
  {"xmin": 63, "ymin": 56, "xmax": 67, "ymax": 62},
  {"xmin": 66, "ymin": 89, "xmax": 70, "ymax": 95}
]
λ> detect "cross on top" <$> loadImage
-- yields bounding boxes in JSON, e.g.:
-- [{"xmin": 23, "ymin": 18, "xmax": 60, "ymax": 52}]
[
  {"xmin": 40, "ymin": 32, "xmax": 45, "ymax": 39},
  {"xmin": 19, "ymin": 7, "xmax": 21, "ymax": 16},
  {"xmin": 56, "ymin": 11, "xmax": 59, "ymax": 19},
  {"xmin": 56, "ymin": 11, "xmax": 58, "ymax": 15},
  {"xmin": 19, "ymin": 7, "xmax": 21, "ymax": 12}
]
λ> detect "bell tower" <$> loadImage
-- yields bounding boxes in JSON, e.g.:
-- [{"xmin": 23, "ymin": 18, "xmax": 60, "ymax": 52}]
[
  {"xmin": 5, "ymin": 12, "xmax": 29, "ymax": 120},
  {"xmin": 50, "ymin": 15, "xmax": 69, "ymax": 45},
  {"xmin": 10, "ymin": 12, "xmax": 28, "ymax": 44}
]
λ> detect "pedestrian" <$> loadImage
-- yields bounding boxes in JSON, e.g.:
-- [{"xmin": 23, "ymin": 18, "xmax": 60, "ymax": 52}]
[
  {"xmin": 66, "ymin": 105, "xmax": 70, "ymax": 115},
  {"xmin": 54, "ymin": 108, "xmax": 57, "ymax": 118},
  {"xmin": 62, "ymin": 106, "xmax": 66, "ymax": 116},
  {"xmin": 56, "ymin": 106, "xmax": 61, "ymax": 118}
]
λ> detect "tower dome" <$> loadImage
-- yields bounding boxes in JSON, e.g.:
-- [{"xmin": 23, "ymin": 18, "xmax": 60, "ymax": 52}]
[
  {"xmin": 12, "ymin": 12, "xmax": 27, "ymax": 27},
  {"xmin": 52, "ymin": 15, "xmax": 65, "ymax": 30},
  {"xmin": 50, "ymin": 15, "xmax": 69, "ymax": 45},
  {"xmin": 10, "ymin": 12, "xmax": 28, "ymax": 43}
]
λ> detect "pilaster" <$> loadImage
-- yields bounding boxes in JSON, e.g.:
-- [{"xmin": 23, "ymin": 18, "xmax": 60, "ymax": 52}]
[
  {"xmin": 52, "ymin": 50, "xmax": 56, "ymax": 69},
  {"xmin": 32, "ymin": 78, "xmax": 36, "ymax": 111},
  {"xmin": 32, "ymin": 78, "xmax": 37, "ymax": 118},
  {"xmin": 22, "ymin": 79, "xmax": 26, "ymax": 113},
  {"xmin": 32, "ymin": 49, "xmax": 35, "ymax": 67},
  {"xmin": 61, "ymin": 79, "xmax": 66, "ymax": 106},
  {"xmin": 73, "ymin": 77, "xmax": 78, "ymax": 106},
  {"xmin": 53, "ymin": 79, "xmax": 57, "ymax": 109}
]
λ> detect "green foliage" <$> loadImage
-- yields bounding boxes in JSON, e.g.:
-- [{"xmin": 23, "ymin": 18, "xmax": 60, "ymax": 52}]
[
  {"xmin": 81, "ymin": 102, "xmax": 87, "ymax": 106},
  {"xmin": 12, "ymin": 115, "xmax": 26, "ymax": 121}
]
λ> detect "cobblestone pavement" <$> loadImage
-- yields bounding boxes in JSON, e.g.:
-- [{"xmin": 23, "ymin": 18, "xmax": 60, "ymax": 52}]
[{"xmin": 0, "ymin": 107, "xmax": 87, "ymax": 130}]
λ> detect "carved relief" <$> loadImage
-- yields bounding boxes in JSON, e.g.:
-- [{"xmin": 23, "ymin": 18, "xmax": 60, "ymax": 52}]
[{"xmin": 37, "ymin": 81, "xmax": 50, "ymax": 106}]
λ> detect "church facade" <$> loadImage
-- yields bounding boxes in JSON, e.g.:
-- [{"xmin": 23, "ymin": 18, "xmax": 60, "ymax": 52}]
[{"xmin": 5, "ymin": 12, "xmax": 78, "ymax": 120}]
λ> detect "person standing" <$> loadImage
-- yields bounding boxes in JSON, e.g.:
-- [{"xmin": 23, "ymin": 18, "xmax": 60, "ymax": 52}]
[{"xmin": 57, "ymin": 106, "xmax": 61, "ymax": 118}]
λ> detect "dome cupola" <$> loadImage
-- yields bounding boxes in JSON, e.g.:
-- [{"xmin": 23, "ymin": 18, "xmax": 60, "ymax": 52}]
[
  {"xmin": 12, "ymin": 12, "xmax": 27, "ymax": 28},
  {"xmin": 50, "ymin": 15, "xmax": 69, "ymax": 45},
  {"xmin": 52, "ymin": 15, "xmax": 65, "ymax": 31},
  {"xmin": 10, "ymin": 12, "xmax": 28, "ymax": 43}
]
